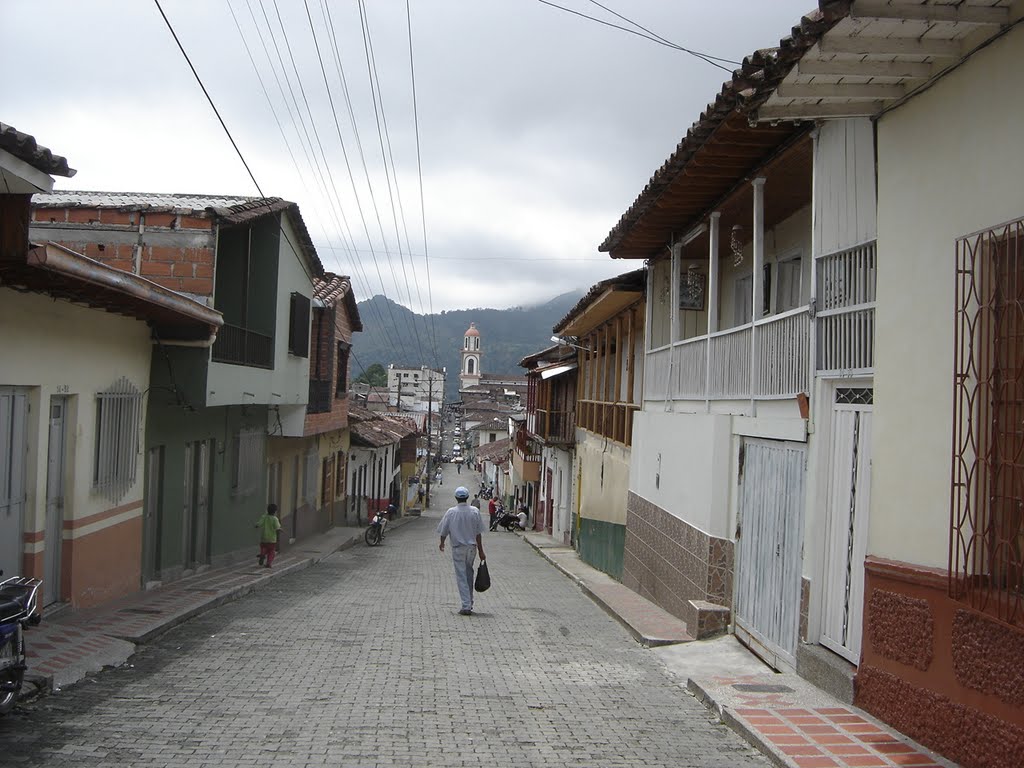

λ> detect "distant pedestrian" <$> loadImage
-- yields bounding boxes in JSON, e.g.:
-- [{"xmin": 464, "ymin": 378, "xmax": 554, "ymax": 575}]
[
  {"xmin": 470, "ymin": 494, "xmax": 481, "ymax": 510},
  {"xmin": 457, "ymin": 462, "xmax": 462, "ymax": 475},
  {"xmin": 488, "ymin": 497, "xmax": 498, "ymax": 529},
  {"xmin": 436, "ymin": 486, "xmax": 487, "ymax": 615},
  {"xmin": 255, "ymin": 504, "xmax": 281, "ymax": 568},
  {"xmin": 435, "ymin": 469, "xmax": 443, "ymax": 486}
]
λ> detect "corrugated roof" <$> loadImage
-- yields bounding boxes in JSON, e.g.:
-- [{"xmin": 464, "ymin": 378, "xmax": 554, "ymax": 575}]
[{"xmin": 0, "ymin": 123, "xmax": 76, "ymax": 177}]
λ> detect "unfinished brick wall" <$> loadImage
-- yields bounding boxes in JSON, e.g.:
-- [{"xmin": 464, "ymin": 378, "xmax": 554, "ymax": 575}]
[
  {"xmin": 304, "ymin": 295, "xmax": 355, "ymax": 436},
  {"xmin": 30, "ymin": 208, "xmax": 216, "ymax": 297}
]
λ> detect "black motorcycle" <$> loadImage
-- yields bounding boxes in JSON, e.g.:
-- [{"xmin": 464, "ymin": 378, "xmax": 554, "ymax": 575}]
[
  {"xmin": 0, "ymin": 575, "xmax": 42, "ymax": 715},
  {"xmin": 490, "ymin": 506, "xmax": 520, "ymax": 533}
]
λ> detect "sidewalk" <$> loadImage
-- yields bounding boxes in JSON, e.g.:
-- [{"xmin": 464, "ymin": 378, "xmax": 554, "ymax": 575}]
[
  {"xmin": 22, "ymin": 516, "xmax": 420, "ymax": 698},
  {"xmin": 522, "ymin": 531, "xmax": 956, "ymax": 768}
]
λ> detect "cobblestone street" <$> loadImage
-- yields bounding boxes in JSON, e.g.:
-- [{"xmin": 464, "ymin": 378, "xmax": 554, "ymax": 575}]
[{"xmin": 1, "ymin": 498, "xmax": 768, "ymax": 767}]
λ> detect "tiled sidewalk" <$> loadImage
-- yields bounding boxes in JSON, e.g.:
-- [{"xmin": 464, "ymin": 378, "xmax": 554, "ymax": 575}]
[{"xmin": 523, "ymin": 532, "xmax": 955, "ymax": 768}]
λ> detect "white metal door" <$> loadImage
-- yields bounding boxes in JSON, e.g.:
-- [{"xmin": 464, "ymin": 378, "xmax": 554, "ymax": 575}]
[
  {"xmin": 0, "ymin": 389, "xmax": 29, "ymax": 578},
  {"xmin": 44, "ymin": 397, "xmax": 67, "ymax": 604},
  {"xmin": 821, "ymin": 389, "xmax": 873, "ymax": 663},
  {"xmin": 734, "ymin": 439, "xmax": 806, "ymax": 669}
]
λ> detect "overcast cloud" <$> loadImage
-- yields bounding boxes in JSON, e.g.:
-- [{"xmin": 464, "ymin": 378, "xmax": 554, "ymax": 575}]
[{"xmin": 2, "ymin": 0, "xmax": 812, "ymax": 312}]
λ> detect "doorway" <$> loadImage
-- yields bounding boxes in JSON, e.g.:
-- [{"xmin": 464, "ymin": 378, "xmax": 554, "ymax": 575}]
[
  {"xmin": 0, "ymin": 388, "xmax": 29, "ymax": 578},
  {"xmin": 182, "ymin": 439, "xmax": 213, "ymax": 569},
  {"xmin": 43, "ymin": 397, "xmax": 67, "ymax": 604}
]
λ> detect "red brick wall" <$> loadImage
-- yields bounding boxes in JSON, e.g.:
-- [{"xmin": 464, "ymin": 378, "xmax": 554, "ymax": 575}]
[
  {"xmin": 30, "ymin": 207, "xmax": 216, "ymax": 296},
  {"xmin": 304, "ymin": 297, "xmax": 356, "ymax": 436}
]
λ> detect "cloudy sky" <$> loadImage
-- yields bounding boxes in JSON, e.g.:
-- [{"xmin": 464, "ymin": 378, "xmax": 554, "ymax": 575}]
[{"xmin": 3, "ymin": 0, "xmax": 812, "ymax": 312}]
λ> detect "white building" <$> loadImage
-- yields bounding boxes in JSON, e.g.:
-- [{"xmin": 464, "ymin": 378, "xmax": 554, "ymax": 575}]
[{"xmin": 387, "ymin": 365, "xmax": 445, "ymax": 413}]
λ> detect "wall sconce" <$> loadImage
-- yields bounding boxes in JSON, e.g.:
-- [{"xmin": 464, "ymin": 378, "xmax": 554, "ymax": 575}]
[{"xmin": 730, "ymin": 224, "xmax": 745, "ymax": 267}]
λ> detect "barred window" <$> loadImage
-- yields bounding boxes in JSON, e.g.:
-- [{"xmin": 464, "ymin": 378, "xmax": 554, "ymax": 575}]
[
  {"xmin": 952, "ymin": 217, "xmax": 1024, "ymax": 625},
  {"xmin": 94, "ymin": 377, "xmax": 142, "ymax": 504},
  {"xmin": 232, "ymin": 428, "xmax": 265, "ymax": 497}
]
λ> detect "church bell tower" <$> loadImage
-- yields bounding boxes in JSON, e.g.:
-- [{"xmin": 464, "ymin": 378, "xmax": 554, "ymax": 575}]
[{"xmin": 460, "ymin": 322, "xmax": 482, "ymax": 389}]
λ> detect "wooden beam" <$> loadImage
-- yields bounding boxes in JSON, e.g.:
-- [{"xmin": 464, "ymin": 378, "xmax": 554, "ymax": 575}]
[
  {"xmin": 819, "ymin": 35, "xmax": 961, "ymax": 58},
  {"xmin": 755, "ymin": 101, "xmax": 887, "ymax": 121},
  {"xmin": 851, "ymin": 2, "xmax": 1009, "ymax": 25},
  {"xmin": 796, "ymin": 58, "xmax": 934, "ymax": 78},
  {"xmin": 776, "ymin": 82, "xmax": 906, "ymax": 100}
]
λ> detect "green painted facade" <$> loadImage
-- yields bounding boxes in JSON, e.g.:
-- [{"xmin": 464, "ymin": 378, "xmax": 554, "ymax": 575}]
[{"xmin": 577, "ymin": 517, "xmax": 626, "ymax": 580}]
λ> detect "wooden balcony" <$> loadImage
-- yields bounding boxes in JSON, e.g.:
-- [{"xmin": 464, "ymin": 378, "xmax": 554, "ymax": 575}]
[
  {"xmin": 533, "ymin": 408, "xmax": 574, "ymax": 446},
  {"xmin": 578, "ymin": 401, "xmax": 638, "ymax": 446}
]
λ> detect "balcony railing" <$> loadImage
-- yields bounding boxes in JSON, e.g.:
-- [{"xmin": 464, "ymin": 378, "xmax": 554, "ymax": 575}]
[
  {"xmin": 578, "ymin": 400, "xmax": 638, "ymax": 446},
  {"xmin": 515, "ymin": 428, "xmax": 541, "ymax": 463},
  {"xmin": 643, "ymin": 306, "xmax": 811, "ymax": 403},
  {"xmin": 816, "ymin": 240, "xmax": 876, "ymax": 374},
  {"xmin": 212, "ymin": 323, "xmax": 274, "ymax": 369},
  {"xmin": 533, "ymin": 408, "xmax": 574, "ymax": 445},
  {"xmin": 308, "ymin": 379, "xmax": 332, "ymax": 414}
]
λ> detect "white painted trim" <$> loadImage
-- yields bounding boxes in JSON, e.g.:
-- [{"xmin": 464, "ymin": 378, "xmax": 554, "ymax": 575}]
[
  {"xmin": 731, "ymin": 415, "xmax": 808, "ymax": 442},
  {"xmin": 0, "ymin": 148, "xmax": 56, "ymax": 193}
]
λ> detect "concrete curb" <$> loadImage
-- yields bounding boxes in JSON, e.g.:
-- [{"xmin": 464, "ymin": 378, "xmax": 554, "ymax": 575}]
[
  {"xmin": 686, "ymin": 678, "xmax": 792, "ymax": 768},
  {"xmin": 521, "ymin": 533, "xmax": 686, "ymax": 648}
]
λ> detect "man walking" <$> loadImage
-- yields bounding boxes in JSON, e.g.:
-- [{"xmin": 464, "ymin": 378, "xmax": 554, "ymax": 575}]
[{"xmin": 437, "ymin": 486, "xmax": 487, "ymax": 615}]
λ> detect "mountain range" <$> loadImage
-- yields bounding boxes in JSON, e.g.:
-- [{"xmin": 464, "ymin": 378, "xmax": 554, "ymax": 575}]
[{"xmin": 352, "ymin": 291, "xmax": 583, "ymax": 400}]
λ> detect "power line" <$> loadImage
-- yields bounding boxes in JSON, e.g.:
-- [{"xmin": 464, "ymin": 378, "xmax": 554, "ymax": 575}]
[
  {"xmin": 535, "ymin": 0, "xmax": 738, "ymax": 73},
  {"xmin": 405, "ymin": 0, "xmax": 442, "ymax": 372},
  {"xmin": 153, "ymin": 0, "xmax": 265, "ymax": 196}
]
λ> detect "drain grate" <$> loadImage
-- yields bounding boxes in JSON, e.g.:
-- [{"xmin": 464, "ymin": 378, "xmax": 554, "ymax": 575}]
[{"xmin": 732, "ymin": 683, "xmax": 794, "ymax": 693}]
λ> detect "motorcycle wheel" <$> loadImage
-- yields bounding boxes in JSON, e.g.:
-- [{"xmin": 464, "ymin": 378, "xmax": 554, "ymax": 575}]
[
  {"xmin": 365, "ymin": 525, "xmax": 382, "ymax": 547},
  {"xmin": 0, "ymin": 638, "xmax": 19, "ymax": 712}
]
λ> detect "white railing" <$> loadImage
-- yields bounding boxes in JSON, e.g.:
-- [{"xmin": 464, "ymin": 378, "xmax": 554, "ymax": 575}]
[
  {"xmin": 643, "ymin": 344, "xmax": 672, "ymax": 401},
  {"xmin": 816, "ymin": 240, "xmax": 876, "ymax": 374},
  {"xmin": 708, "ymin": 324, "xmax": 752, "ymax": 398},
  {"xmin": 674, "ymin": 336, "xmax": 707, "ymax": 398},
  {"xmin": 755, "ymin": 308, "xmax": 811, "ymax": 397}
]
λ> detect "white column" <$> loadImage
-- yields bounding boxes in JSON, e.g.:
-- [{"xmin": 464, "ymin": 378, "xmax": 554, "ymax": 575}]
[
  {"xmin": 708, "ymin": 212, "xmax": 721, "ymax": 334},
  {"xmin": 751, "ymin": 177, "xmax": 766, "ymax": 406},
  {"xmin": 706, "ymin": 212, "xmax": 720, "ymax": 411},
  {"xmin": 751, "ymin": 177, "xmax": 766, "ymax": 322}
]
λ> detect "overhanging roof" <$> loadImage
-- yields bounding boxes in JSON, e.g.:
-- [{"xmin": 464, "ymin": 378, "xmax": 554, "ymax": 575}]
[
  {"xmin": 0, "ymin": 123, "xmax": 75, "ymax": 178},
  {"xmin": 599, "ymin": 6, "xmax": 848, "ymax": 260},
  {"xmin": 1, "ymin": 242, "xmax": 221, "ymax": 341},
  {"xmin": 554, "ymin": 268, "xmax": 646, "ymax": 335},
  {"xmin": 753, "ymin": 0, "xmax": 1021, "ymax": 123}
]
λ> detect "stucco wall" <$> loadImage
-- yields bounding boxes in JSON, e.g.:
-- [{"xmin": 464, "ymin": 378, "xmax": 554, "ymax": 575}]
[
  {"xmin": 872, "ymin": 25, "xmax": 1024, "ymax": 567},
  {"xmin": 575, "ymin": 430, "xmax": 629, "ymax": 526},
  {"xmin": 628, "ymin": 410, "xmax": 732, "ymax": 538},
  {"xmin": 1, "ymin": 289, "xmax": 152, "ymax": 602}
]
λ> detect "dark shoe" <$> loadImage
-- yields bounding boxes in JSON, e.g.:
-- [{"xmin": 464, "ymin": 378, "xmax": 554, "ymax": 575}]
[
  {"xmin": 458, "ymin": 608, "xmax": 472, "ymax": 615},
  {"xmin": 258, "ymin": 554, "xmax": 265, "ymax": 566}
]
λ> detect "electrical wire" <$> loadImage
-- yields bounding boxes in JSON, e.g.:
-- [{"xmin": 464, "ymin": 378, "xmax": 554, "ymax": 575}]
[{"xmin": 535, "ymin": 0, "xmax": 738, "ymax": 72}]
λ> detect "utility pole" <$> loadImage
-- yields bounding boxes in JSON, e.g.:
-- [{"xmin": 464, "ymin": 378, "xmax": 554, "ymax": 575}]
[{"xmin": 424, "ymin": 375, "xmax": 434, "ymax": 508}]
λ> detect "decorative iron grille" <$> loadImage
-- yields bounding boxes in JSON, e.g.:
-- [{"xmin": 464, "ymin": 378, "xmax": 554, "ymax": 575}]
[
  {"xmin": 951, "ymin": 216, "xmax": 1024, "ymax": 626},
  {"xmin": 94, "ymin": 377, "xmax": 142, "ymax": 503}
]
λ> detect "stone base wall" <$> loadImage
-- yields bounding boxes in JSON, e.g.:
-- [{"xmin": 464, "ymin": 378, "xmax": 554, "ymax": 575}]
[
  {"xmin": 622, "ymin": 492, "xmax": 732, "ymax": 637},
  {"xmin": 856, "ymin": 556, "xmax": 1024, "ymax": 768}
]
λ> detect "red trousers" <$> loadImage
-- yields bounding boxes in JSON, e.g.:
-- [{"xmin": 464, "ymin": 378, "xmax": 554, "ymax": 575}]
[{"xmin": 259, "ymin": 542, "xmax": 277, "ymax": 567}]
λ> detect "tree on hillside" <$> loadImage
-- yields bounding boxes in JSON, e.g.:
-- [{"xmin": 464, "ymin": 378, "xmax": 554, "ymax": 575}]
[{"xmin": 354, "ymin": 362, "xmax": 387, "ymax": 387}]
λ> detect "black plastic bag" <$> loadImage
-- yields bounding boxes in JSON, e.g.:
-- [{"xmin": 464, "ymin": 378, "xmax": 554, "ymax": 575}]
[{"xmin": 474, "ymin": 559, "xmax": 491, "ymax": 592}]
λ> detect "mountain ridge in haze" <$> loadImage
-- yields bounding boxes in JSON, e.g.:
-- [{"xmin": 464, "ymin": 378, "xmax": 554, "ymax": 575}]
[{"xmin": 352, "ymin": 290, "xmax": 583, "ymax": 400}]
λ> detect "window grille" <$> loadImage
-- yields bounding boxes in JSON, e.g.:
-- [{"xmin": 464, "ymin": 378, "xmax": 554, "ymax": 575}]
[
  {"xmin": 94, "ymin": 377, "xmax": 143, "ymax": 504},
  {"xmin": 232, "ymin": 428, "xmax": 265, "ymax": 497},
  {"xmin": 835, "ymin": 388, "xmax": 873, "ymax": 406},
  {"xmin": 951, "ymin": 216, "xmax": 1024, "ymax": 626}
]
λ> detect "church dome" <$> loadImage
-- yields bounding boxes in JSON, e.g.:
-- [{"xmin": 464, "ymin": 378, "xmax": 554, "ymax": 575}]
[{"xmin": 464, "ymin": 323, "xmax": 480, "ymax": 337}]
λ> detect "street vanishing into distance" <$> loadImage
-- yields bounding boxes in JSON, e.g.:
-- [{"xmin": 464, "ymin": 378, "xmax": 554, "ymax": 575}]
[{"xmin": 0, "ymin": 465, "xmax": 767, "ymax": 768}]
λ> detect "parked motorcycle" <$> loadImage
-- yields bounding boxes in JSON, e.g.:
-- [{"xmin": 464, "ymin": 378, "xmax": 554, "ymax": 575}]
[
  {"xmin": 365, "ymin": 504, "xmax": 394, "ymax": 546},
  {"xmin": 491, "ymin": 506, "xmax": 520, "ymax": 533},
  {"xmin": 0, "ymin": 575, "xmax": 42, "ymax": 715}
]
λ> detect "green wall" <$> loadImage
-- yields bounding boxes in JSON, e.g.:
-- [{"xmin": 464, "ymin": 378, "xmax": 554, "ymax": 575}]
[
  {"xmin": 577, "ymin": 517, "xmax": 626, "ymax": 580},
  {"xmin": 145, "ymin": 389, "xmax": 268, "ymax": 578}
]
